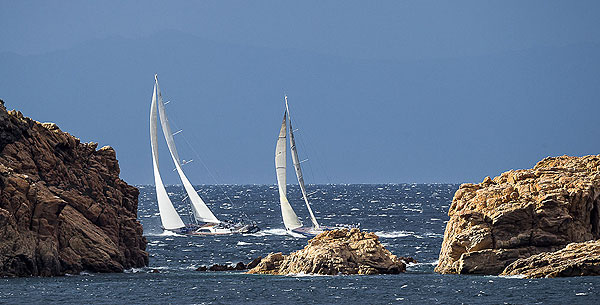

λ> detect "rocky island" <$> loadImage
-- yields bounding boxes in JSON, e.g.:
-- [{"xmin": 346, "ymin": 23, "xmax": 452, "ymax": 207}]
[
  {"xmin": 436, "ymin": 155, "xmax": 600, "ymax": 278},
  {"xmin": 247, "ymin": 228, "xmax": 413, "ymax": 275},
  {"xmin": 501, "ymin": 239, "xmax": 600, "ymax": 278},
  {"xmin": 0, "ymin": 100, "xmax": 148, "ymax": 276}
]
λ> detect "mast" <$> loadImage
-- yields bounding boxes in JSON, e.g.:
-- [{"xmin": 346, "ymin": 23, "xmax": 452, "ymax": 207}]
[
  {"xmin": 285, "ymin": 96, "xmax": 320, "ymax": 229},
  {"xmin": 155, "ymin": 75, "xmax": 220, "ymax": 224},
  {"xmin": 275, "ymin": 111, "xmax": 302, "ymax": 230},
  {"xmin": 151, "ymin": 75, "xmax": 185, "ymax": 230}
]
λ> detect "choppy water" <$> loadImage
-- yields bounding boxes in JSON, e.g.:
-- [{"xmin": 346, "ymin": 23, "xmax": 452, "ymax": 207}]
[{"xmin": 1, "ymin": 184, "xmax": 599, "ymax": 304}]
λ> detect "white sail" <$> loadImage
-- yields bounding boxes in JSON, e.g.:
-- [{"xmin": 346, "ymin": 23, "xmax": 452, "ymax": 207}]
[
  {"xmin": 275, "ymin": 111, "xmax": 302, "ymax": 230},
  {"xmin": 151, "ymin": 76, "xmax": 185, "ymax": 230},
  {"xmin": 285, "ymin": 96, "xmax": 320, "ymax": 229},
  {"xmin": 155, "ymin": 77, "xmax": 220, "ymax": 224}
]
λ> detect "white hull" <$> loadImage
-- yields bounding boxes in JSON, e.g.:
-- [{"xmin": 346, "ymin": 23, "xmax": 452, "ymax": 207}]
[
  {"xmin": 151, "ymin": 75, "xmax": 260, "ymax": 235},
  {"xmin": 276, "ymin": 96, "xmax": 356, "ymax": 236},
  {"xmin": 168, "ymin": 222, "xmax": 260, "ymax": 236}
]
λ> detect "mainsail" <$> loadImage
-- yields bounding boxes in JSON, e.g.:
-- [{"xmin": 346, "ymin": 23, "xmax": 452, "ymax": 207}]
[
  {"xmin": 285, "ymin": 96, "xmax": 320, "ymax": 229},
  {"xmin": 154, "ymin": 76, "xmax": 220, "ymax": 224},
  {"xmin": 151, "ymin": 76, "xmax": 185, "ymax": 230},
  {"xmin": 275, "ymin": 112, "xmax": 303, "ymax": 230}
]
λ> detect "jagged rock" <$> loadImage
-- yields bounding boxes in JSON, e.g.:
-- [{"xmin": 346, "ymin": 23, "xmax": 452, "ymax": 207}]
[
  {"xmin": 435, "ymin": 155, "xmax": 600, "ymax": 275},
  {"xmin": 197, "ymin": 257, "xmax": 263, "ymax": 272},
  {"xmin": 199, "ymin": 262, "xmax": 246, "ymax": 272},
  {"xmin": 246, "ymin": 256, "xmax": 262, "ymax": 269},
  {"xmin": 247, "ymin": 228, "xmax": 407, "ymax": 275},
  {"xmin": 501, "ymin": 240, "xmax": 600, "ymax": 278},
  {"xmin": 0, "ymin": 100, "xmax": 148, "ymax": 276},
  {"xmin": 208, "ymin": 264, "xmax": 232, "ymax": 271},
  {"xmin": 398, "ymin": 256, "xmax": 418, "ymax": 264}
]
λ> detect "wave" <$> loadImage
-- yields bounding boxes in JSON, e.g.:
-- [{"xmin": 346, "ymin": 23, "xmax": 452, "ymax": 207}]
[
  {"xmin": 124, "ymin": 267, "xmax": 148, "ymax": 273},
  {"xmin": 125, "ymin": 265, "xmax": 199, "ymax": 273},
  {"xmin": 249, "ymin": 228, "xmax": 308, "ymax": 238},
  {"xmin": 237, "ymin": 241, "xmax": 253, "ymax": 246},
  {"xmin": 249, "ymin": 228, "xmax": 288, "ymax": 236},
  {"xmin": 286, "ymin": 231, "xmax": 308, "ymax": 238},
  {"xmin": 144, "ymin": 230, "xmax": 186, "ymax": 237},
  {"xmin": 372, "ymin": 230, "xmax": 442, "ymax": 239},
  {"xmin": 373, "ymin": 231, "xmax": 413, "ymax": 238},
  {"xmin": 286, "ymin": 272, "xmax": 331, "ymax": 277},
  {"xmin": 250, "ymin": 228, "xmax": 294, "ymax": 237},
  {"xmin": 497, "ymin": 274, "xmax": 526, "ymax": 279},
  {"xmin": 407, "ymin": 260, "xmax": 438, "ymax": 267}
]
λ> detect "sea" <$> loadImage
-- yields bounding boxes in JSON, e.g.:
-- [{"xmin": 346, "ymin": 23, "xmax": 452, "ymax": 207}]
[{"xmin": 1, "ymin": 184, "xmax": 599, "ymax": 304}]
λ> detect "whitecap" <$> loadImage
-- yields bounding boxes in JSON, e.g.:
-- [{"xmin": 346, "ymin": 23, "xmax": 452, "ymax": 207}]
[
  {"xmin": 249, "ymin": 228, "xmax": 289, "ymax": 236},
  {"xmin": 286, "ymin": 231, "xmax": 308, "ymax": 238},
  {"xmin": 373, "ymin": 231, "xmax": 413, "ymax": 238},
  {"xmin": 249, "ymin": 228, "xmax": 306, "ymax": 238},
  {"xmin": 497, "ymin": 274, "xmax": 526, "ymax": 279},
  {"xmin": 144, "ymin": 230, "xmax": 186, "ymax": 237},
  {"xmin": 286, "ymin": 272, "xmax": 330, "ymax": 277},
  {"xmin": 124, "ymin": 267, "xmax": 147, "ymax": 273}
]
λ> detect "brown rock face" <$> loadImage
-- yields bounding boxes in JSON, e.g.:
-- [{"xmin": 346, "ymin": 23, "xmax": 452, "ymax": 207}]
[
  {"xmin": 0, "ymin": 100, "xmax": 148, "ymax": 276},
  {"xmin": 247, "ymin": 228, "xmax": 409, "ymax": 275},
  {"xmin": 435, "ymin": 155, "xmax": 600, "ymax": 275},
  {"xmin": 501, "ymin": 240, "xmax": 600, "ymax": 278}
]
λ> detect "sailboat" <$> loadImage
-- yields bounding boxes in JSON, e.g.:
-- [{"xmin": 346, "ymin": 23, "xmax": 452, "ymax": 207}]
[
  {"xmin": 275, "ymin": 95, "xmax": 351, "ymax": 237},
  {"xmin": 150, "ymin": 74, "xmax": 259, "ymax": 235}
]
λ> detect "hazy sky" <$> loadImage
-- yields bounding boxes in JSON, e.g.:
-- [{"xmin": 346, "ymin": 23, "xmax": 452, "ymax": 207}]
[
  {"xmin": 4, "ymin": 1, "xmax": 599, "ymax": 58},
  {"xmin": 1, "ymin": 1, "xmax": 600, "ymax": 185}
]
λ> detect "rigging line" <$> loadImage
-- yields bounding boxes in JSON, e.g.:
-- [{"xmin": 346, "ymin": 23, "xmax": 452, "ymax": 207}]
[
  {"xmin": 285, "ymin": 100, "xmax": 307, "ymax": 163},
  {"xmin": 165, "ymin": 106, "xmax": 219, "ymax": 185},
  {"xmin": 178, "ymin": 132, "xmax": 237, "ymax": 206},
  {"xmin": 288, "ymin": 107, "xmax": 335, "ymax": 215},
  {"xmin": 286, "ymin": 97, "xmax": 320, "ymax": 196},
  {"xmin": 293, "ymin": 113, "xmax": 332, "ymax": 185},
  {"xmin": 292, "ymin": 116, "xmax": 319, "ymax": 185},
  {"xmin": 185, "ymin": 192, "xmax": 195, "ymax": 225},
  {"xmin": 164, "ymin": 104, "xmax": 246, "ymax": 221},
  {"xmin": 167, "ymin": 110, "xmax": 250, "ymax": 221},
  {"xmin": 295, "ymin": 133, "xmax": 320, "ymax": 199}
]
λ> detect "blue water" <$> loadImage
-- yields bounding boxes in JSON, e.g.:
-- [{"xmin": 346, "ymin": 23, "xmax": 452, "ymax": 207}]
[{"xmin": 1, "ymin": 184, "xmax": 599, "ymax": 304}]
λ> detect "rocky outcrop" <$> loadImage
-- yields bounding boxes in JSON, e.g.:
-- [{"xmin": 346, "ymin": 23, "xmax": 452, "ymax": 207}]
[
  {"xmin": 196, "ymin": 262, "xmax": 248, "ymax": 272},
  {"xmin": 501, "ymin": 240, "xmax": 600, "ymax": 278},
  {"xmin": 195, "ymin": 257, "xmax": 263, "ymax": 272},
  {"xmin": 0, "ymin": 99, "xmax": 148, "ymax": 276},
  {"xmin": 247, "ymin": 228, "xmax": 410, "ymax": 275},
  {"xmin": 435, "ymin": 155, "xmax": 600, "ymax": 276}
]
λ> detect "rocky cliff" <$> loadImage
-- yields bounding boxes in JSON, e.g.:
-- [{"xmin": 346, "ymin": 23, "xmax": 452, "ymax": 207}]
[
  {"xmin": 247, "ymin": 228, "xmax": 409, "ymax": 275},
  {"xmin": 435, "ymin": 155, "xmax": 600, "ymax": 276},
  {"xmin": 501, "ymin": 240, "xmax": 600, "ymax": 278},
  {"xmin": 0, "ymin": 100, "xmax": 148, "ymax": 276}
]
